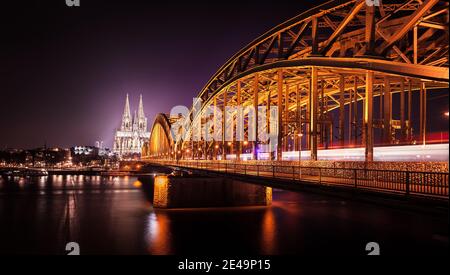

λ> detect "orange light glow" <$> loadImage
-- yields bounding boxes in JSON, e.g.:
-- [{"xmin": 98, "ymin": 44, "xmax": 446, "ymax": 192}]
[
  {"xmin": 153, "ymin": 175, "xmax": 169, "ymax": 208},
  {"xmin": 133, "ymin": 180, "xmax": 142, "ymax": 188}
]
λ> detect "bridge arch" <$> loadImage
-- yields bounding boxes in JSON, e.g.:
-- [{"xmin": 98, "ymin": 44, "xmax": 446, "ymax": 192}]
[
  {"xmin": 153, "ymin": 0, "xmax": 449, "ymax": 161},
  {"xmin": 144, "ymin": 113, "xmax": 175, "ymax": 159}
]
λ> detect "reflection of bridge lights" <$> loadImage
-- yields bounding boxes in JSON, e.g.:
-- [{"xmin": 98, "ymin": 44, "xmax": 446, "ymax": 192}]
[
  {"xmin": 133, "ymin": 180, "xmax": 142, "ymax": 188},
  {"xmin": 185, "ymin": 149, "xmax": 190, "ymax": 153},
  {"xmin": 198, "ymin": 148, "xmax": 202, "ymax": 151},
  {"xmin": 215, "ymin": 145, "xmax": 219, "ymax": 149}
]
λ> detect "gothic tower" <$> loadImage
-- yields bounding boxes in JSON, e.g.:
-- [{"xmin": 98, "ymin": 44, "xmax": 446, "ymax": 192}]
[
  {"xmin": 113, "ymin": 94, "xmax": 151, "ymax": 158},
  {"xmin": 137, "ymin": 94, "xmax": 147, "ymax": 132},
  {"xmin": 121, "ymin": 94, "xmax": 132, "ymax": 131}
]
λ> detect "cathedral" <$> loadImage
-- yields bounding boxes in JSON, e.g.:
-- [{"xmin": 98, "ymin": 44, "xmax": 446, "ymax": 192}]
[{"xmin": 113, "ymin": 94, "xmax": 150, "ymax": 158}]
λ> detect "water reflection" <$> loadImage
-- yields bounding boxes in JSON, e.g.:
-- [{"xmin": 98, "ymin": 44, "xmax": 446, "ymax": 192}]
[
  {"xmin": 0, "ymin": 174, "xmax": 447, "ymax": 255},
  {"xmin": 261, "ymin": 208, "xmax": 276, "ymax": 254},
  {"xmin": 146, "ymin": 212, "xmax": 171, "ymax": 255}
]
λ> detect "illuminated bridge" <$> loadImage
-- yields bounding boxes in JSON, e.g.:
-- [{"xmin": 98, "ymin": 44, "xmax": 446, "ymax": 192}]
[{"xmin": 141, "ymin": 0, "xmax": 449, "ymax": 199}]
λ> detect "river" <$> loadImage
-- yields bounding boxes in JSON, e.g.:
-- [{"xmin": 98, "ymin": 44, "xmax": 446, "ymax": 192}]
[{"xmin": 0, "ymin": 174, "xmax": 447, "ymax": 255}]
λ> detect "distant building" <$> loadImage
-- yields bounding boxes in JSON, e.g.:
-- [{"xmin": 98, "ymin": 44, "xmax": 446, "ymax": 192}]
[
  {"xmin": 72, "ymin": 146, "xmax": 99, "ymax": 156},
  {"xmin": 95, "ymin": 141, "xmax": 114, "ymax": 157},
  {"xmin": 113, "ymin": 94, "xmax": 150, "ymax": 158}
]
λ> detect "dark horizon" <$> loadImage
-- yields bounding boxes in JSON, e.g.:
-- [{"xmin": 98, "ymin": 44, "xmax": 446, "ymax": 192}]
[{"xmin": 0, "ymin": 0, "xmax": 319, "ymax": 149}]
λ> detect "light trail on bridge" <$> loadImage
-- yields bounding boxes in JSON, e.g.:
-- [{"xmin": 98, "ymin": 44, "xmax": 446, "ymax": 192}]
[{"xmin": 223, "ymin": 143, "xmax": 449, "ymax": 161}]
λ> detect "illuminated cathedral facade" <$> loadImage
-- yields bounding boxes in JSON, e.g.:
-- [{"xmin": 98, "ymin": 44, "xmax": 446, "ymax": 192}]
[{"xmin": 113, "ymin": 94, "xmax": 150, "ymax": 158}]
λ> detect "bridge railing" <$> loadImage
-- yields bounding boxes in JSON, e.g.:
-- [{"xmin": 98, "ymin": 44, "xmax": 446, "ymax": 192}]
[{"xmin": 151, "ymin": 160, "xmax": 449, "ymax": 199}]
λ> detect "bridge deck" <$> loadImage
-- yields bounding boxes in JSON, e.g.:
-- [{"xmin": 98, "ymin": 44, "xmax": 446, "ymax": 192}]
[{"xmin": 149, "ymin": 161, "xmax": 449, "ymax": 200}]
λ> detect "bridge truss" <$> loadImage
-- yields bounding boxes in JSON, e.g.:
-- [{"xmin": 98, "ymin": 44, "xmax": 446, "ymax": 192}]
[{"xmin": 144, "ymin": 0, "xmax": 449, "ymax": 162}]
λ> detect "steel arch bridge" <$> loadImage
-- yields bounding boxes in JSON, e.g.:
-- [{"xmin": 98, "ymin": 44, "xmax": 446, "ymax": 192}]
[{"xmin": 144, "ymin": 0, "xmax": 449, "ymax": 162}]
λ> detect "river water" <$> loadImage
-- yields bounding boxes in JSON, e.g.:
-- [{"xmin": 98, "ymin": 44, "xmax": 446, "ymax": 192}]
[{"xmin": 0, "ymin": 175, "xmax": 447, "ymax": 255}]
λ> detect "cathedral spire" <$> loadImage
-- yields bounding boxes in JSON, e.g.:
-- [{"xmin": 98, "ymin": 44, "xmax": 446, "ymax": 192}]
[
  {"xmin": 121, "ymin": 94, "xmax": 132, "ymax": 131},
  {"xmin": 123, "ymin": 93, "xmax": 131, "ymax": 119},
  {"xmin": 138, "ymin": 94, "xmax": 145, "ymax": 119}
]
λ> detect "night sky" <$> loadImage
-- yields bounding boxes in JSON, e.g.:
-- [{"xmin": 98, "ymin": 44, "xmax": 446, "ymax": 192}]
[
  {"xmin": 1, "ymin": 0, "xmax": 447, "ymax": 149},
  {"xmin": 0, "ymin": 0, "xmax": 320, "ymax": 149}
]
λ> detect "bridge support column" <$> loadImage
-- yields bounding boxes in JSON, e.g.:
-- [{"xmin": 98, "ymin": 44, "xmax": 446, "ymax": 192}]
[
  {"xmin": 353, "ymin": 76, "xmax": 358, "ymax": 144},
  {"xmin": 237, "ymin": 80, "xmax": 242, "ymax": 161},
  {"xmin": 267, "ymin": 92, "xmax": 274, "ymax": 160},
  {"xmin": 420, "ymin": 82, "xmax": 427, "ymax": 145},
  {"xmin": 253, "ymin": 74, "xmax": 259, "ymax": 160},
  {"xmin": 383, "ymin": 77, "xmax": 392, "ymax": 144},
  {"xmin": 284, "ymin": 84, "xmax": 289, "ymax": 152},
  {"xmin": 320, "ymin": 80, "xmax": 325, "ymax": 147},
  {"xmin": 296, "ymin": 84, "xmax": 301, "ymax": 152},
  {"xmin": 407, "ymin": 80, "xmax": 412, "ymax": 141},
  {"xmin": 348, "ymin": 79, "xmax": 352, "ymax": 145},
  {"xmin": 310, "ymin": 66, "xmax": 318, "ymax": 160},
  {"xmin": 213, "ymin": 97, "xmax": 218, "ymax": 160},
  {"xmin": 277, "ymin": 69, "xmax": 283, "ymax": 161},
  {"xmin": 306, "ymin": 86, "xmax": 310, "ymax": 150},
  {"xmin": 400, "ymin": 79, "xmax": 406, "ymax": 142},
  {"xmin": 339, "ymin": 74, "xmax": 345, "ymax": 147},
  {"xmin": 222, "ymin": 90, "xmax": 227, "ymax": 160},
  {"xmin": 364, "ymin": 71, "xmax": 374, "ymax": 162}
]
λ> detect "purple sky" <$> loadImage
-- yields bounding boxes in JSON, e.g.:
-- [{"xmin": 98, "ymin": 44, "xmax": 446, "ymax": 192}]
[
  {"xmin": 1, "ymin": 0, "xmax": 447, "ymax": 149},
  {"xmin": 0, "ymin": 0, "xmax": 318, "ymax": 149}
]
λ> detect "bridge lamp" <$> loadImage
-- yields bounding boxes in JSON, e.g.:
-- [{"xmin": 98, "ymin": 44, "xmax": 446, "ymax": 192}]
[
  {"xmin": 215, "ymin": 145, "xmax": 219, "ymax": 149},
  {"xmin": 243, "ymin": 141, "xmax": 248, "ymax": 146},
  {"xmin": 445, "ymin": 111, "xmax": 449, "ymax": 118},
  {"xmin": 227, "ymin": 142, "xmax": 232, "ymax": 146},
  {"xmin": 186, "ymin": 149, "xmax": 190, "ymax": 153}
]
